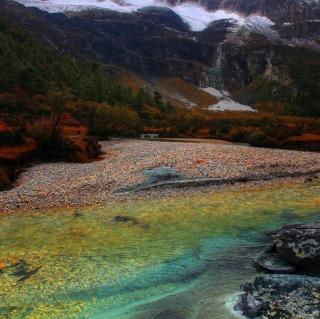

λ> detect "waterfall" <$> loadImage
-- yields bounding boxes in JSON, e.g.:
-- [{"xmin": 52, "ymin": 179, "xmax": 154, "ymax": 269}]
[{"xmin": 207, "ymin": 43, "xmax": 225, "ymax": 90}]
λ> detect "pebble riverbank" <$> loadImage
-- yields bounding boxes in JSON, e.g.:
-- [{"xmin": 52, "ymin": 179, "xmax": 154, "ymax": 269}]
[{"xmin": 1, "ymin": 139, "xmax": 320, "ymax": 213}]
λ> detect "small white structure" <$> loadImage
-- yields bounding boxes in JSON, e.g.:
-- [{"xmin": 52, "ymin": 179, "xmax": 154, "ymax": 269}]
[{"xmin": 140, "ymin": 134, "xmax": 160, "ymax": 139}]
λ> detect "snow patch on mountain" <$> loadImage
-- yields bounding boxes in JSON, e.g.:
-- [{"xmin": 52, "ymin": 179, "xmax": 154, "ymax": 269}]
[
  {"xmin": 169, "ymin": 4, "xmax": 245, "ymax": 31},
  {"xmin": 200, "ymin": 87, "xmax": 230, "ymax": 99},
  {"xmin": 14, "ymin": 0, "xmax": 274, "ymax": 32},
  {"xmin": 208, "ymin": 99, "xmax": 256, "ymax": 112},
  {"xmin": 201, "ymin": 87, "xmax": 256, "ymax": 112}
]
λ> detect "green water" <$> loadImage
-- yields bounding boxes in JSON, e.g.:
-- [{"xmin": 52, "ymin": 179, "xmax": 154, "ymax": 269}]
[{"xmin": 0, "ymin": 182, "xmax": 320, "ymax": 319}]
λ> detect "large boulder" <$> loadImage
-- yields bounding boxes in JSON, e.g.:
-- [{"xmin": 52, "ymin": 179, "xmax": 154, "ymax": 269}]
[
  {"xmin": 271, "ymin": 221, "xmax": 320, "ymax": 273},
  {"xmin": 235, "ymin": 275, "xmax": 320, "ymax": 319}
]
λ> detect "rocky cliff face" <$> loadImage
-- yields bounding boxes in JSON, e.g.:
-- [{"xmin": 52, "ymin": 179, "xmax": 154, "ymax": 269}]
[
  {"xmin": 32, "ymin": 6, "xmax": 211, "ymax": 79},
  {"xmin": 1, "ymin": 0, "xmax": 319, "ymax": 112}
]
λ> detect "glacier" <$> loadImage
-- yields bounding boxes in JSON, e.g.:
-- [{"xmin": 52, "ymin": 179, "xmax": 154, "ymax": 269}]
[{"xmin": 14, "ymin": 0, "xmax": 274, "ymax": 32}]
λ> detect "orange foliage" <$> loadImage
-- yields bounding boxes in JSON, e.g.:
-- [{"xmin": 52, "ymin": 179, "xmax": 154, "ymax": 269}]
[
  {"xmin": 0, "ymin": 138, "xmax": 37, "ymax": 160},
  {"xmin": 196, "ymin": 128, "xmax": 210, "ymax": 138},
  {"xmin": 288, "ymin": 133, "xmax": 320, "ymax": 142},
  {"xmin": 0, "ymin": 122, "xmax": 11, "ymax": 132},
  {"xmin": 61, "ymin": 125, "xmax": 87, "ymax": 137},
  {"xmin": 143, "ymin": 126, "xmax": 166, "ymax": 133},
  {"xmin": 160, "ymin": 77, "xmax": 218, "ymax": 109},
  {"xmin": 121, "ymin": 72, "xmax": 149, "ymax": 92}
]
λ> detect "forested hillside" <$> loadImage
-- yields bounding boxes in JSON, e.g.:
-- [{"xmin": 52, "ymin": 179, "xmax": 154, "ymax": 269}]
[
  {"xmin": 0, "ymin": 17, "xmax": 175, "ymax": 131},
  {"xmin": 0, "ymin": 18, "xmax": 176, "ymax": 188},
  {"xmin": 1, "ymin": 10, "xmax": 320, "ymax": 190}
]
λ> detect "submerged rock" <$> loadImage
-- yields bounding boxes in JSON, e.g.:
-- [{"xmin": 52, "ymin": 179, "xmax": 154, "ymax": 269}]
[
  {"xmin": 73, "ymin": 209, "xmax": 83, "ymax": 218},
  {"xmin": 9, "ymin": 260, "xmax": 41, "ymax": 282},
  {"xmin": 235, "ymin": 275, "xmax": 320, "ymax": 319},
  {"xmin": 153, "ymin": 309, "xmax": 186, "ymax": 319},
  {"xmin": 112, "ymin": 215, "xmax": 150, "ymax": 230},
  {"xmin": 112, "ymin": 215, "xmax": 139, "ymax": 224},
  {"xmin": 0, "ymin": 307, "xmax": 19, "ymax": 316}
]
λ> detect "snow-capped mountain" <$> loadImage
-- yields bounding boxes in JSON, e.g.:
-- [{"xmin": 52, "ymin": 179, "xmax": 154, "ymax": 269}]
[
  {"xmin": 1, "ymin": 0, "xmax": 319, "ymax": 109},
  {"xmin": 167, "ymin": 0, "xmax": 320, "ymax": 23},
  {"xmin": 12, "ymin": 0, "xmax": 320, "ymax": 45},
  {"xmin": 14, "ymin": 0, "xmax": 277, "ymax": 32}
]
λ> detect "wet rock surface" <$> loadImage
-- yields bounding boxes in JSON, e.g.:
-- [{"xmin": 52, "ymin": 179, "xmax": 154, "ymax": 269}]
[
  {"xmin": 235, "ymin": 275, "xmax": 320, "ymax": 319},
  {"xmin": 271, "ymin": 221, "xmax": 320, "ymax": 274},
  {"xmin": 255, "ymin": 250, "xmax": 297, "ymax": 274},
  {"xmin": 237, "ymin": 220, "xmax": 320, "ymax": 318}
]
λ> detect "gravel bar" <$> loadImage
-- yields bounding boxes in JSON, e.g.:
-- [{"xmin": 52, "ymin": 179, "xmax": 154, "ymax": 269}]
[{"xmin": 1, "ymin": 139, "xmax": 320, "ymax": 213}]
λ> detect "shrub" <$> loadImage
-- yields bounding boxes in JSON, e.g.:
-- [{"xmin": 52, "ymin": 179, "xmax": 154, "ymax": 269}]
[
  {"xmin": 0, "ymin": 166, "xmax": 13, "ymax": 190},
  {"xmin": 248, "ymin": 131, "xmax": 267, "ymax": 147},
  {"xmin": 36, "ymin": 134, "xmax": 78, "ymax": 161},
  {"xmin": 0, "ymin": 130, "xmax": 24, "ymax": 147},
  {"xmin": 229, "ymin": 127, "xmax": 247, "ymax": 142}
]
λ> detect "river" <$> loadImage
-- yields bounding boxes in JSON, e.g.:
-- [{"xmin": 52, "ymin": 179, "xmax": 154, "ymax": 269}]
[{"xmin": 0, "ymin": 181, "xmax": 319, "ymax": 318}]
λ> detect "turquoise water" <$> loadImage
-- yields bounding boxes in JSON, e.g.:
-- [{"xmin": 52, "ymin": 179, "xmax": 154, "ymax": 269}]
[{"xmin": 0, "ymin": 182, "xmax": 319, "ymax": 319}]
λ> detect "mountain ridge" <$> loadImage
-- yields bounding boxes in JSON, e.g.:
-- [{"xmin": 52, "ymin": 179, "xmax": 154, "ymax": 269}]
[{"xmin": 1, "ymin": 0, "xmax": 319, "ymax": 118}]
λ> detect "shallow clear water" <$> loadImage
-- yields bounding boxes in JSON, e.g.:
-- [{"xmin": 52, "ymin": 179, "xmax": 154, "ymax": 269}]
[{"xmin": 1, "ymin": 182, "xmax": 320, "ymax": 319}]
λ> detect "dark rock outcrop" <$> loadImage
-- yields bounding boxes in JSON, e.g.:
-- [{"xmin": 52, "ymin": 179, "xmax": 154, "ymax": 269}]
[
  {"xmin": 237, "ymin": 220, "xmax": 320, "ymax": 318},
  {"xmin": 235, "ymin": 290, "xmax": 268, "ymax": 318},
  {"xmin": 271, "ymin": 221, "xmax": 320, "ymax": 274},
  {"xmin": 235, "ymin": 275, "xmax": 320, "ymax": 319}
]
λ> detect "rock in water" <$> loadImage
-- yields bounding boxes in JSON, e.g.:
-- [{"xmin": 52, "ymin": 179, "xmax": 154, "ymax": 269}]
[
  {"xmin": 235, "ymin": 292, "xmax": 267, "ymax": 318},
  {"xmin": 255, "ymin": 251, "xmax": 297, "ymax": 274},
  {"xmin": 235, "ymin": 275, "xmax": 320, "ymax": 318},
  {"xmin": 112, "ymin": 215, "xmax": 139, "ymax": 224},
  {"xmin": 271, "ymin": 221, "xmax": 320, "ymax": 273}
]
